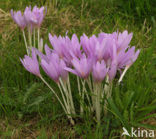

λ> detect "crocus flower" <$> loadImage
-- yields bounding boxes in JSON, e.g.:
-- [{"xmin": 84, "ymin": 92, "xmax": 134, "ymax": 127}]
[
  {"xmin": 65, "ymin": 55, "xmax": 93, "ymax": 79},
  {"xmin": 34, "ymin": 44, "xmax": 52, "ymax": 62},
  {"xmin": 98, "ymin": 32, "xmax": 117, "ymax": 44},
  {"xmin": 23, "ymin": 6, "xmax": 32, "ymax": 25},
  {"xmin": 117, "ymin": 47, "xmax": 140, "ymax": 83},
  {"xmin": 68, "ymin": 34, "xmax": 82, "ymax": 58},
  {"xmin": 49, "ymin": 34, "xmax": 68, "ymax": 59},
  {"xmin": 11, "ymin": 9, "xmax": 26, "ymax": 30},
  {"xmin": 80, "ymin": 34, "xmax": 97, "ymax": 57},
  {"xmin": 41, "ymin": 53, "xmax": 68, "ymax": 82},
  {"xmin": 117, "ymin": 30, "xmax": 133, "ymax": 52},
  {"xmin": 98, "ymin": 30, "xmax": 133, "ymax": 53},
  {"xmin": 94, "ymin": 37, "xmax": 116, "ymax": 62},
  {"xmin": 94, "ymin": 40, "xmax": 106, "ymax": 61},
  {"xmin": 107, "ymin": 42, "xmax": 118, "ymax": 81},
  {"xmin": 59, "ymin": 60, "xmax": 68, "ymax": 81},
  {"xmin": 92, "ymin": 60, "xmax": 108, "ymax": 82},
  {"xmin": 95, "ymin": 30, "xmax": 140, "ymax": 80},
  {"xmin": 108, "ymin": 60, "xmax": 117, "ymax": 81},
  {"xmin": 117, "ymin": 46, "xmax": 140, "ymax": 69},
  {"xmin": 49, "ymin": 33, "xmax": 82, "ymax": 66},
  {"xmin": 24, "ymin": 6, "xmax": 46, "ymax": 28},
  {"xmin": 32, "ymin": 6, "xmax": 46, "ymax": 27},
  {"xmin": 20, "ymin": 48, "xmax": 40, "ymax": 76}
]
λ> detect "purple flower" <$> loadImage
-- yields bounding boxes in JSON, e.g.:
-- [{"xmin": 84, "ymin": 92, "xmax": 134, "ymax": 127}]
[
  {"xmin": 65, "ymin": 55, "xmax": 93, "ymax": 79},
  {"xmin": 20, "ymin": 48, "xmax": 40, "ymax": 76},
  {"xmin": 95, "ymin": 37, "xmax": 116, "ymax": 62},
  {"xmin": 108, "ymin": 60, "xmax": 117, "ymax": 81},
  {"xmin": 49, "ymin": 33, "xmax": 82, "ymax": 66},
  {"xmin": 117, "ymin": 30, "xmax": 133, "ymax": 52},
  {"xmin": 35, "ymin": 44, "xmax": 68, "ymax": 82},
  {"xmin": 117, "ymin": 46, "xmax": 140, "ymax": 69},
  {"xmin": 24, "ymin": 6, "xmax": 46, "ymax": 28},
  {"xmin": 49, "ymin": 34, "xmax": 68, "ymax": 59},
  {"xmin": 69, "ymin": 34, "xmax": 82, "ymax": 58},
  {"xmin": 92, "ymin": 60, "xmax": 108, "ymax": 82},
  {"xmin": 93, "ymin": 37, "xmax": 118, "ymax": 81},
  {"xmin": 41, "ymin": 53, "xmax": 68, "ymax": 82},
  {"xmin": 32, "ymin": 6, "xmax": 46, "ymax": 27},
  {"xmin": 80, "ymin": 34, "xmax": 97, "ymax": 57},
  {"xmin": 98, "ymin": 30, "xmax": 133, "ymax": 53},
  {"xmin": 107, "ymin": 42, "xmax": 118, "ymax": 81},
  {"xmin": 95, "ymin": 30, "xmax": 140, "ymax": 80},
  {"xmin": 35, "ymin": 44, "xmax": 53, "ymax": 62},
  {"xmin": 98, "ymin": 32, "xmax": 117, "ymax": 43},
  {"xmin": 23, "ymin": 6, "xmax": 32, "ymax": 25},
  {"xmin": 81, "ymin": 33, "xmax": 117, "ymax": 62},
  {"xmin": 59, "ymin": 60, "xmax": 68, "ymax": 81},
  {"xmin": 11, "ymin": 9, "xmax": 26, "ymax": 30}
]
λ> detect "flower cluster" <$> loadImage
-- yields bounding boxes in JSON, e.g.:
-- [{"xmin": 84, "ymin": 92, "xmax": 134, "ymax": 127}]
[
  {"xmin": 46, "ymin": 31, "xmax": 139, "ymax": 82},
  {"xmin": 11, "ymin": 6, "xmax": 46, "ymax": 29},
  {"xmin": 20, "ymin": 31, "xmax": 140, "ymax": 123},
  {"xmin": 11, "ymin": 6, "xmax": 46, "ymax": 55},
  {"xmin": 21, "ymin": 31, "xmax": 140, "ymax": 82},
  {"xmin": 12, "ymin": 6, "xmax": 140, "ymax": 124}
]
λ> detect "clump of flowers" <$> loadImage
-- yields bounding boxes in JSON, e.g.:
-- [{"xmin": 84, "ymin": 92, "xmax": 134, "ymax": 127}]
[
  {"xmin": 11, "ymin": 6, "xmax": 140, "ymax": 124},
  {"xmin": 11, "ymin": 6, "xmax": 46, "ymax": 55}
]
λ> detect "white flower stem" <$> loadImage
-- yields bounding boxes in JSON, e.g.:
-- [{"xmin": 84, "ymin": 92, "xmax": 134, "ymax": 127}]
[
  {"xmin": 94, "ymin": 83, "xmax": 101, "ymax": 123},
  {"xmin": 77, "ymin": 76, "xmax": 81, "ymax": 96},
  {"xmin": 28, "ymin": 27, "xmax": 32, "ymax": 48},
  {"xmin": 40, "ymin": 76, "xmax": 75, "ymax": 125},
  {"xmin": 57, "ymin": 83, "xmax": 70, "ymax": 114},
  {"xmin": 77, "ymin": 77, "xmax": 83, "ymax": 115},
  {"xmin": 22, "ymin": 30, "xmax": 29, "ymax": 55},
  {"xmin": 59, "ymin": 79, "xmax": 70, "ymax": 107},
  {"xmin": 104, "ymin": 76, "xmax": 112, "ymax": 115},
  {"xmin": 80, "ymin": 79, "xmax": 86, "ymax": 115},
  {"xmin": 39, "ymin": 75, "xmax": 67, "ymax": 114},
  {"xmin": 118, "ymin": 66, "xmax": 129, "ymax": 84},
  {"xmin": 87, "ymin": 75, "xmax": 93, "ymax": 92},
  {"xmin": 59, "ymin": 79, "xmax": 75, "ymax": 115},
  {"xmin": 86, "ymin": 76, "xmax": 94, "ymax": 112},
  {"xmin": 33, "ymin": 29, "xmax": 35, "ymax": 47},
  {"xmin": 82, "ymin": 79, "xmax": 92, "ymax": 112},
  {"xmin": 38, "ymin": 28, "xmax": 40, "ymax": 50},
  {"xmin": 59, "ymin": 79, "xmax": 75, "ymax": 125},
  {"xmin": 67, "ymin": 76, "xmax": 75, "ymax": 114},
  {"xmin": 92, "ymin": 81, "xmax": 96, "ymax": 111}
]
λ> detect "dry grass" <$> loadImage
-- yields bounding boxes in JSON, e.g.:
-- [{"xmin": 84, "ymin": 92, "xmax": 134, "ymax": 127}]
[
  {"xmin": 0, "ymin": 117, "xmax": 77, "ymax": 138},
  {"xmin": 0, "ymin": 8, "xmax": 16, "ymax": 46}
]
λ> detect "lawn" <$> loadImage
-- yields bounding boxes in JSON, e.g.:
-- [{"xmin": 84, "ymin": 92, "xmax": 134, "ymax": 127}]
[{"xmin": 0, "ymin": 0, "xmax": 156, "ymax": 138}]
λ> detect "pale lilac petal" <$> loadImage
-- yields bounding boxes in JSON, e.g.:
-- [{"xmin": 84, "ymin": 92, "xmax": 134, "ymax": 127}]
[
  {"xmin": 64, "ymin": 67, "xmax": 79, "ymax": 76},
  {"xmin": 92, "ymin": 60, "xmax": 107, "ymax": 82},
  {"xmin": 41, "ymin": 60, "xmax": 59, "ymax": 82},
  {"xmin": 20, "ymin": 49, "xmax": 40, "ymax": 76},
  {"xmin": 59, "ymin": 60, "xmax": 68, "ymax": 80}
]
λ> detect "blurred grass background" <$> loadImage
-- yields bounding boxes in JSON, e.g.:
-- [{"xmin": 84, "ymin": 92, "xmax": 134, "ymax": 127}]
[{"xmin": 0, "ymin": 0, "xmax": 156, "ymax": 138}]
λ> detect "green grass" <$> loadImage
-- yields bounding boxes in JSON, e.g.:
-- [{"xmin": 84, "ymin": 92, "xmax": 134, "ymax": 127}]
[{"xmin": 0, "ymin": 0, "xmax": 156, "ymax": 138}]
